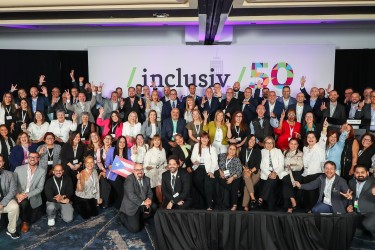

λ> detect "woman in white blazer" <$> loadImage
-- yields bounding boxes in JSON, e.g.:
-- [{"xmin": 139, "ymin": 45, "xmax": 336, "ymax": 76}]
[
  {"xmin": 191, "ymin": 132, "xmax": 218, "ymax": 210},
  {"xmin": 257, "ymin": 136, "xmax": 286, "ymax": 211}
]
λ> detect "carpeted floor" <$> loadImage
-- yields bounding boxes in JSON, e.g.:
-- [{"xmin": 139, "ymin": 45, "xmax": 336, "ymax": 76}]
[{"xmin": 0, "ymin": 208, "xmax": 156, "ymax": 250}]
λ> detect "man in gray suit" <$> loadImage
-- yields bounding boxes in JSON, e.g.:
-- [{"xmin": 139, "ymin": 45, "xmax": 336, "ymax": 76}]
[
  {"xmin": 96, "ymin": 89, "xmax": 123, "ymax": 120},
  {"xmin": 0, "ymin": 154, "xmax": 20, "ymax": 239},
  {"xmin": 295, "ymin": 161, "xmax": 350, "ymax": 214},
  {"xmin": 119, "ymin": 163, "xmax": 153, "ymax": 233},
  {"xmin": 347, "ymin": 165, "xmax": 375, "ymax": 239},
  {"xmin": 14, "ymin": 152, "xmax": 46, "ymax": 233},
  {"xmin": 64, "ymin": 85, "xmax": 97, "ymax": 124}
]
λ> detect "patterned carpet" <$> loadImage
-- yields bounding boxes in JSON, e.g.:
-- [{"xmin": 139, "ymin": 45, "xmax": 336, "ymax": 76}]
[{"xmin": 0, "ymin": 208, "xmax": 156, "ymax": 250}]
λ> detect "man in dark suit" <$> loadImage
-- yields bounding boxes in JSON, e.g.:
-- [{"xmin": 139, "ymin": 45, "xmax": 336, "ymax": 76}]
[
  {"xmin": 241, "ymin": 87, "xmax": 258, "ymax": 124},
  {"xmin": 346, "ymin": 92, "xmax": 361, "ymax": 119},
  {"xmin": 161, "ymin": 89, "xmax": 183, "ymax": 121},
  {"xmin": 119, "ymin": 163, "xmax": 154, "ymax": 233},
  {"xmin": 295, "ymin": 161, "xmax": 350, "ymax": 214},
  {"xmin": 233, "ymin": 82, "xmax": 244, "ymax": 103},
  {"xmin": 347, "ymin": 165, "xmax": 375, "ymax": 239},
  {"xmin": 161, "ymin": 155, "xmax": 192, "ymax": 209},
  {"xmin": 287, "ymin": 92, "xmax": 312, "ymax": 124},
  {"xmin": 299, "ymin": 76, "xmax": 323, "ymax": 120},
  {"xmin": 160, "ymin": 86, "xmax": 171, "ymax": 103},
  {"xmin": 28, "ymin": 86, "xmax": 50, "ymax": 119},
  {"xmin": 276, "ymin": 86, "xmax": 297, "ymax": 110},
  {"xmin": 355, "ymin": 90, "xmax": 375, "ymax": 131},
  {"xmin": 200, "ymin": 87, "xmax": 220, "ymax": 122},
  {"xmin": 120, "ymin": 87, "xmax": 145, "ymax": 123},
  {"xmin": 264, "ymin": 91, "xmax": 284, "ymax": 120},
  {"xmin": 181, "ymin": 83, "xmax": 202, "ymax": 107},
  {"xmin": 161, "ymin": 108, "xmax": 187, "ymax": 156},
  {"xmin": 317, "ymin": 90, "xmax": 347, "ymax": 131},
  {"xmin": 220, "ymin": 88, "xmax": 241, "ymax": 120}
]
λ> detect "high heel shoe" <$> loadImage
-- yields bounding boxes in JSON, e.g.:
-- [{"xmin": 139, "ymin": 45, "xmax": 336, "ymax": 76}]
[
  {"xmin": 243, "ymin": 206, "xmax": 249, "ymax": 211},
  {"xmin": 231, "ymin": 205, "xmax": 237, "ymax": 211}
]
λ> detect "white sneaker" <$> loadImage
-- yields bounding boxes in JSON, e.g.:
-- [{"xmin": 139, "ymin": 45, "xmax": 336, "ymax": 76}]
[{"xmin": 48, "ymin": 218, "xmax": 55, "ymax": 226}]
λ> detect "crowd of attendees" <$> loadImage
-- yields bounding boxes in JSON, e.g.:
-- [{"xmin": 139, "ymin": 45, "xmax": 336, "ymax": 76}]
[{"xmin": 0, "ymin": 71, "xmax": 375, "ymax": 239}]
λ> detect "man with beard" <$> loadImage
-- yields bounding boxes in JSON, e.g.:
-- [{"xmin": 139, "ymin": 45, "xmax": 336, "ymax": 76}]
[
  {"xmin": 346, "ymin": 92, "xmax": 362, "ymax": 119},
  {"xmin": 232, "ymin": 82, "xmax": 244, "ymax": 103},
  {"xmin": 318, "ymin": 90, "xmax": 346, "ymax": 131},
  {"xmin": 213, "ymin": 83, "xmax": 226, "ymax": 102},
  {"xmin": 220, "ymin": 88, "xmax": 241, "ymax": 121},
  {"xmin": 299, "ymin": 76, "xmax": 323, "ymax": 119},
  {"xmin": 121, "ymin": 87, "xmax": 146, "ymax": 123},
  {"xmin": 363, "ymin": 87, "xmax": 373, "ymax": 104},
  {"xmin": 347, "ymin": 165, "xmax": 375, "ymax": 239},
  {"xmin": 355, "ymin": 90, "xmax": 375, "ymax": 131},
  {"xmin": 182, "ymin": 83, "xmax": 201, "ymax": 107}
]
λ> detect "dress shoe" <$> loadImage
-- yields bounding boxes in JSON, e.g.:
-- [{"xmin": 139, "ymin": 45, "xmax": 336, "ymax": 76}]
[{"xmin": 21, "ymin": 222, "xmax": 29, "ymax": 233}]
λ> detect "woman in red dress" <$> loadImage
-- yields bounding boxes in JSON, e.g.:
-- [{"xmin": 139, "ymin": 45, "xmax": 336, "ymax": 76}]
[{"xmin": 274, "ymin": 109, "xmax": 301, "ymax": 151}]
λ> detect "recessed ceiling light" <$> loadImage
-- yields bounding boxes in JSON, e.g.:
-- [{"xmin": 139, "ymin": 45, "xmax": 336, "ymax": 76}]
[{"xmin": 153, "ymin": 13, "xmax": 169, "ymax": 18}]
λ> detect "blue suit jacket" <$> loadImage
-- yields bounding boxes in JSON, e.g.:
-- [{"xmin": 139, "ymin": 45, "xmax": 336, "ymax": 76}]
[
  {"xmin": 199, "ymin": 97, "xmax": 220, "ymax": 122},
  {"xmin": 276, "ymin": 96, "xmax": 297, "ymax": 110},
  {"xmin": 161, "ymin": 100, "xmax": 183, "ymax": 121},
  {"xmin": 161, "ymin": 118, "xmax": 187, "ymax": 143},
  {"xmin": 9, "ymin": 144, "xmax": 39, "ymax": 172},
  {"xmin": 28, "ymin": 96, "xmax": 50, "ymax": 117},
  {"xmin": 265, "ymin": 101, "xmax": 284, "ymax": 120}
]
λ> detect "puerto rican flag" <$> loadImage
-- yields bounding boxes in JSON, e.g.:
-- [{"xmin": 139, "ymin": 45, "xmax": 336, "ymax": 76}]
[{"xmin": 106, "ymin": 156, "xmax": 134, "ymax": 180}]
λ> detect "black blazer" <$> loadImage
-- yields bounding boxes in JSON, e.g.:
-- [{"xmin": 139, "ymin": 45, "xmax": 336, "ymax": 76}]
[
  {"xmin": 220, "ymin": 98, "xmax": 241, "ymax": 118},
  {"xmin": 199, "ymin": 97, "xmax": 220, "ymax": 122},
  {"xmin": 161, "ymin": 100, "xmax": 183, "ymax": 121},
  {"xmin": 265, "ymin": 101, "xmax": 284, "ymax": 120},
  {"xmin": 300, "ymin": 87, "xmax": 323, "ymax": 115},
  {"xmin": 235, "ymin": 91, "xmax": 245, "ymax": 103},
  {"xmin": 121, "ymin": 96, "xmax": 145, "ymax": 123},
  {"xmin": 349, "ymin": 177, "xmax": 375, "ymax": 214},
  {"xmin": 172, "ymin": 145, "xmax": 192, "ymax": 168},
  {"xmin": 50, "ymin": 100, "xmax": 74, "ymax": 120},
  {"xmin": 357, "ymin": 146, "xmax": 375, "ymax": 170},
  {"xmin": 355, "ymin": 104, "xmax": 373, "ymax": 130},
  {"xmin": 161, "ymin": 168, "xmax": 192, "ymax": 207},
  {"xmin": 241, "ymin": 98, "xmax": 258, "ymax": 124},
  {"xmin": 317, "ymin": 102, "xmax": 347, "ymax": 125},
  {"xmin": 61, "ymin": 142, "xmax": 87, "ymax": 177},
  {"xmin": 239, "ymin": 146, "xmax": 261, "ymax": 173}
]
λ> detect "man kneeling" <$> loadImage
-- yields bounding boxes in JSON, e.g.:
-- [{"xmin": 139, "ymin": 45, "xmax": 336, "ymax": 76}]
[
  {"xmin": 119, "ymin": 163, "xmax": 154, "ymax": 233},
  {"xmin": 44, "ymin": 164, "xmax": 74, "ymax": 226}
]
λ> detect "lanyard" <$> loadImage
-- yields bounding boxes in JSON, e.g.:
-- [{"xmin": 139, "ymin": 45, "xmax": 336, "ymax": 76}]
[
  {"xmin": 194, "ymin": 123, "xmax": 201, "ymax": 135},
  {"xmin": 53, "ymin": 176, "xmax": 63, "ymax": 195},
  {"xmin": 234, "ymin": 126, "xmax": 240, "ymax": 136},
  {"xmin": 111, "ymin": 123, "xmax": 118, "ymax": 133},
  {"xmin": 81, "ymin": 124, "xmax": 88, "ymax": 136},
  {"xmin": 246, "ymin": 149, "xmax": 253, "ymax": 163},
  {"xmin": 289, "ymin": 125, "xmax": 294, "ymax": 137},
  {"xmin": 5, "ymin": 106, "xmax": 11, "ymax": 115},
  {"xmin": 47, "ymin": 148, "xmax": 54, "ymax": 160},
  {"xmin": 73, "ymin": 145, "xmax": 78, "ymax": 158},
  {"xmin": 225, "ymin": 158, "xmax": 232, "ymax": 170},
  {"xmin": 21, "ymin": 110, "xmax": 26, "ymax": 122}
]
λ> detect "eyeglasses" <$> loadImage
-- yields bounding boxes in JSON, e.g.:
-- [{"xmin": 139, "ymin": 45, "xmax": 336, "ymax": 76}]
[{"xmin": 265, "ymin": 141, "xmax": 273, "ymax": 145}]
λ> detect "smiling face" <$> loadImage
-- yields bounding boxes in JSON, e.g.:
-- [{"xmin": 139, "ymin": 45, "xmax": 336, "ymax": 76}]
[
  {"xmin": 227, "ymin": 145, "xmax": 237, "ymax": 157},
  {"xmin": 118, "ymin": 137, "xmax": 126, "ymax": 149},
  {"xmin": 73, "ymin": 133, "xmax": 81, "ymax": 145},
  {"xmin": 149, "ymin": 110, "xmax": 157, "ymax": 122},
  {"xmin": 324, "ymin": 162, "xmax": 336, "ymax": 179},
  {"xmin": 133, "ymin": 163, "xmax": 145, "ymax": 179},
  {"xmin": 247, "ymin": 136, "xmax": 256, "ymax": 148},
  {"xmin": 354, "ymin": 166, "xmax": 369, "ymax": 182},
  {"xmin": 20, "ymin": 99, "xmax": 28, "ymax": 110},
  {"xmin": 0, "ymin": 126, "xmax": 8, "ymax": 137},
  {"xmin": 152, "ymin": 137, "xmax": 161, "ymax": 148},
  {"xmin": 305, "ymin": 112, "xmax": 314, "ymax": 124},
  {"xmin": 27, "ymin": 153, "xmax": 40, "ymax": 167},
  {"xmin": 264, "ymin": 138, "xmax": 274, "ymax": 151},
  {"xmin": 136, "ymin": 135, "xmax": 144, "ymax": 146},
  {"xmin": 307, "ymin": 133, "xmax": 317, "ymax": 147},
  {"xmin": 329, "ymin": 90, "xmax": 339, "ymax": 103},
  {"xmin": 103, "ymin": 135, "xmax": 113, "ymax": 146},
  {"xmin": 85, "ymin": 157, "xmax": 95, "ymax": 170},
  {"xmin": 30, "ymin": 87, "xmax": 38, "ymax": 98},
  {"xmin": 256, "ymin": 105, "xmax": 266, "ymax": 117},
  {"xmin": 19, "ymin": 133, "xmax": 29, "ymax": 145},
  {"xmin": 53, "ymin": 165, "xmax": 64, "ymax": 178},
  {"xmin": 361, "ymin": 135, "xmax": 373, "ymax": 149},
  {"xmin": 175, "ymin": 135, "xmax": 184, "ymax": 146},
  {"xmin": 168, "ymin": 158, "xmax": 178, "ymax": 173},
  {"xmin": 288, "ymin": 139, "xmax": 299, "ymax": 151},
  {"xmin": 328, "ymin": 132, "xmax": 338, "ymax": 146},
  {"xmin": 282, "ymin": 87, "xmax": 291, "ymax": 99}
]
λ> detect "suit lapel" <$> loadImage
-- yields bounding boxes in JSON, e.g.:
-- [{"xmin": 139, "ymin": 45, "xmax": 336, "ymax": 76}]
[{"xmin": 360, "ymin": 179, "xmax": 373, "ymax": 198}]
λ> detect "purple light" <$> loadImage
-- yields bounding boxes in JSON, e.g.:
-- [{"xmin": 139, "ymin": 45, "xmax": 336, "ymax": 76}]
[
  {"xmin": 0, "ymin": 25, "xmax": 38, "ymax": 29},
  {"xmin": 225, "ymin": 20, "xmax": 342, "ymax": 25}
]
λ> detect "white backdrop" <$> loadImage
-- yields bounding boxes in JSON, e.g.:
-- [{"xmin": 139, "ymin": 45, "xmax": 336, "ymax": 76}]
[{"xmin": 88, "ymin": 45, "xmax": 335, "ymax": 98}]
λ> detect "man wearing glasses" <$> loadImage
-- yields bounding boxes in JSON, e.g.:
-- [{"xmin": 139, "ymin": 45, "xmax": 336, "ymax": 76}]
[
  {"xmin": 14, "ymin": 152, "xmax": 46, "ymax": 233},
  {"xmin": 119, "ymin": 163, "xmax": 153, "ymax": 233}
]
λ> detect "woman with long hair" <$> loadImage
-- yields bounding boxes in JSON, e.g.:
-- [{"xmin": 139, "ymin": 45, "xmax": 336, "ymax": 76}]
[
  {"xmin": 96, "ymin": 109, "xmax": 123, "ymax": 140},
  {"xmin": 190, "ymin": 132, "xmax": 218, "ymax": 210},
  {"xmin": 9, "ymin": 132, "xmax": 38, "ymax": 172},
  {"xmin": 96, "ymin": 134, "xmax": 113, "ymax": 208},
  {"xmin": 203, "ymin": 110, "xmax": 228, "ymax": 154},
  {"xmin": 146, "ymin": 90, "xmax": 163, "ymax": 122},
  {"xmin": 13, "ymin": 98, "xmax": 33, "ymax": 139},
  {"xmin": 75, "ymin": 155, "xmax": 101, "ymax": 219},
  {"xmin": 0, "ymin": 124, "xmax": 15, "ymax": 170},
  {"xmin": 183, "ymin": 96, "xmax": 196, "ymax": 123},
  {"xmin": 186, "ymin": 109, "xmax": 204, "ymax": 147},
  {"xmin": 357, "ymin": 133, "xmax": 375, "ymax": 170},
  {"xmin": 105, "ymin": 136, "xmax": 128, "ymax": 209},
  {"xmin": 141, "ymin": 110, "xmax": 161, "ymax": 144},
  {"xmin": 300, "ymin": 111, "xmax": 321, "ymax": 143},
  {"xmin": 143, "ymin": 134, "xmax": 167, "ymax": 205},
  {"xmin": 340, "ymin": 124, "xmax": 359, "ymax": 181},
  {"xmin": 28, "ymin": 110, "xmax": 49, "ymax": 144},
  {"xmin": 227, "ymin": 111, "xmax": 249, "ymax": 149},
  {"xmin": 61, "ymin": 132, "xmax": 87, "ymax": 186},
  {"xmin": 172, "ymin": 133, "xmax": 192, "ymax": 172},
  {"xmin": 274, "ymin": 109, "xmax": 301, "ymax": 151},
  {"xmin": 216, "ymin": 144, "xmax": 242, "ymax": 210},
  {"xmin": 239, "ymin": 135, "xmax": 261, "ymax": 211},
  {"xmin": 281, "ymin": 138, "xmax": 303, "ymax": 213},
  {"xmin": 130, "ymin": 134, "xmax": 149, "ymax": 164},
  {"xmin": 0, "ymin": 92, "xmax": 16, "ymax": 131},
  {"xmin": 37, "ymin": 132, "xmax": 61, "ymax": 177},
  {"xmin": 122, "ymin": 111, "xmax": 141, "ymax": 148}
]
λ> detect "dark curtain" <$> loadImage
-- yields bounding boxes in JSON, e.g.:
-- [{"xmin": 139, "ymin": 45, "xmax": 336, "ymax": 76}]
[
  {"xmin": 0, "ymin": 49, "xmax": 88, "ymax": 97},
  {"xmin": 155, "ymin": 210, "xmax": 358, "ymax": 250},
  {"xmin": 334, "ymin": 49, "xmax": 375, "ymax": 102}
]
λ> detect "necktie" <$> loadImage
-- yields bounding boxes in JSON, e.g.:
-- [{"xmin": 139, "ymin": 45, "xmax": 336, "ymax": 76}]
[
  {"xmin": 172, "ymin": 101, "xmax": 176, "ymax": 108},
  {"xmin": 171, "ymin": 175, "xmax": 176, "ymax": 190},
  {"xmin": 138, "ymin": 179, "xmax": 143, "ymax": 188}
]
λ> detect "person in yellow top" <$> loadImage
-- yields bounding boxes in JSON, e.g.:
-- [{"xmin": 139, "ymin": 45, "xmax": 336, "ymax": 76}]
[{"xmin": 203, "ymin": 110, "xmax": 229, "ymax": 154}]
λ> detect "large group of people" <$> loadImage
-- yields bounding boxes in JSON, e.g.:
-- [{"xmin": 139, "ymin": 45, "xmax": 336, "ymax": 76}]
[{"xmin": 0, "ymin": 71, "xmax": 374, "ymax": 240}]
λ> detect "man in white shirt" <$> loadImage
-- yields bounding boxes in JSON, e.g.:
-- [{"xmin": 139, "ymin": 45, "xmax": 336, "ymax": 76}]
[
  {"xmin": 47, "ymin": 110, "xmax": 77, "ymax": 143},
  {"xmin": 295, "ymin": 161, "xmax": 350, "ymax": 214},
  {"xmin": 276, "ymin": 86, "xmax": 296, "ymax": 110}
]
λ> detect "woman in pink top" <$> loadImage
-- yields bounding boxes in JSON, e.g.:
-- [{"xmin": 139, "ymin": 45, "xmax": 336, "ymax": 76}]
[{"xmin": 96, "ymin": 108, "xmax": 123, "ymax": 141}]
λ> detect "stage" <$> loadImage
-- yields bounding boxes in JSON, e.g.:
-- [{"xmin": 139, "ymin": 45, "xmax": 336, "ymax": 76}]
[{"xmin": 155, "ymin": 210, "xmax": 358, "ymax": 250}]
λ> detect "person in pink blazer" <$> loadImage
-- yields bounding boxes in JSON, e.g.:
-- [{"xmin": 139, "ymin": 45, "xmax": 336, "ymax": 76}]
[{"xmin": 96, "ymin": 109, "xmax": 123, "ymax": 141}]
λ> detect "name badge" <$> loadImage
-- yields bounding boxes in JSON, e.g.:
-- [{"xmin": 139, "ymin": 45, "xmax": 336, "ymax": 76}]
[
  {"xmin": 65, "ymin": 114, "xmax": 69, "ymax": 117},
  {"xmin": 224, "ymin": 170, "xmax": 230, "ymax": 178},
  {"xmin": 48, "ymin": 160, "xmax": 53, "ymax": 165},
  {"xmin": 173, "ymin": 192, "xmax": 180, "ymax": 198},
  {"xmin": 6, "ymin": 115, "xmax": 12, "ymax": 120},
  {"xmin": 81, "ymin": 138, "xmax": 85, "ymax": 141},
  {"xmin": 371, "ymin": 121, "xmax": 375, "ymax": 126},
  {"xmin": 354, "ymin": 200, "xmax": 359, "ymax": 209},
  {"xmin": 236, "ymin": 137, "xmax": 241, "ymax": 142},
  {"xmin": 25, "ymin": 188, "xmax": 29, "ymax": 193},
  {"xmin": 73, "ymin": 159, "xmax": 78, "ymax": 164},
  {"xmin": 111, "ymin": 134, "xmax": 115, "ymax": 138},
  {"xmin": 94, "ymin": 160, "xmax": 97, "ymax": 164}
]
